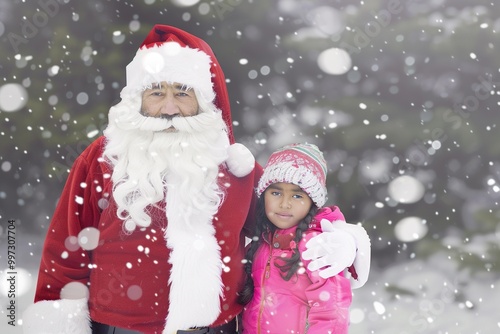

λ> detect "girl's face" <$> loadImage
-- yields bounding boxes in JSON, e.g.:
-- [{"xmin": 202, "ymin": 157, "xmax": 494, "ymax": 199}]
[{"xmin": 264, "ymin": 182, "xmax": 313, "ymax": 230}]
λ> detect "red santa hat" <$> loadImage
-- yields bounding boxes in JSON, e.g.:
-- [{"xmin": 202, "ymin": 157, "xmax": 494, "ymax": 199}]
[
  {"xmin": 256, "ymin": 143, "xmax": 328, "ymax": 207},
  {"xmin": 123, "ymin": 24, "xmax": 235, "ymax": 143}
]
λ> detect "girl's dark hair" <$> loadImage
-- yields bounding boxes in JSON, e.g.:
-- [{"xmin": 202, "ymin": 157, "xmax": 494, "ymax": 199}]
[{"xmin": 237, "ymin": 193, "xmax": 318, "ymax": 305}]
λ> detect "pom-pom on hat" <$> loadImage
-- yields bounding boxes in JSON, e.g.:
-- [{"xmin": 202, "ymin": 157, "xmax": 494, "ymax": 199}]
[
  {"xmin": 256, "ymin": 143, "xmax": 328, "ymax": 207},
  {"xmin": 122, "ymin": 24, "xmax": 234, "ymax": 143}
]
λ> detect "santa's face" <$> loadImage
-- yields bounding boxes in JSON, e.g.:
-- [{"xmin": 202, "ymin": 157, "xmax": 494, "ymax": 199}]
[
  {"xmin": 140, "ymin": 81, "xmax": 199, "ymax": 132},
  {"xmin": 103, "ymin": 83, "xmax": 229, "ymax": 231}
]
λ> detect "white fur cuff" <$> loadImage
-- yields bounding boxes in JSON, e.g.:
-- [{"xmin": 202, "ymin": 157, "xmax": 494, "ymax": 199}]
[
  {"xmin": 226, "ymin": 143, "xmax": 255, "ymax": 177},
  {"xmin": 22, "ymin": 298, "xmax": 91, "ymax": 334}
]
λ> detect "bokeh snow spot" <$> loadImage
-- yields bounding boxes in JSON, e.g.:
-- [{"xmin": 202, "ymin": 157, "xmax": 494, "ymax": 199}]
[
  {"xmin": 306, "ymin": 6, "xmax": 344, "ymax": 36},
  {"xmin": 317, "ymin": 48, "xmax": 352, "ymax": 75},
  {"xmin": 394, "ymin": 216, "xmax": 428, "ymax": 242},
  {"xmin": 143, "ymin": 52, "xmax": 165, "ymax": 74},
  {"xmin": 78, "ymin": 227, "xmax": 100, "ymax": 250},
  {"xmin": 124, "ymin": 220, "xmax": 136, "ymax": 232},
  {"xmin": 0, "ymin": 83, "xmax": 28, "ymax": 112},
  {"xmin": 319, "ymin": 290, "xmax": 331, "ymax": 302},
  {"xmin": 349, "ymin": 308, "xmax": 365, "ymax": 324},
  {"xmin": 388, "ymin": 175, "xmax": 425, "ymax": 204},
  {"xmin": 75, "ymin": 195, "xmax": 84, "ymax": 205},
  {"xmin": 64, "ymin": 236, "xmax": 80, "ymax": 252},
  {"xmin": 60, "ymin": 281, "xmax": 89, "ymax": 300},
  {"xmin": 98, "ymin": 198, "xmax": 109, "ymax": 209},
  {"xmin": 127, "ymin": 285, "xmax": 142, "ymax": 301},
  {"xmin": 1, "ymin": 161, "xmax": 12, "ymax": 172},
  {"xmin": 373, "ymin": 301, "xmax": 386, "ymax": 315},
  {"xmin": 172, "ymin": 0, "xmax": 200, "ymax": 6}
]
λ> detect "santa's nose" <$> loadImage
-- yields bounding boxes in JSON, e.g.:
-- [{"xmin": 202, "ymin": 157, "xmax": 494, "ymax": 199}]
[{"xmin": 159, "ymin": 94, "xmax": 180, "ymax": 116}]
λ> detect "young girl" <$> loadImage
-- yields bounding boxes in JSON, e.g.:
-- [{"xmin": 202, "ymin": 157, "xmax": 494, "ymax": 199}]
[{"xmin": 239, "ymin": 143, "xmax": 355, "ymax": 334}]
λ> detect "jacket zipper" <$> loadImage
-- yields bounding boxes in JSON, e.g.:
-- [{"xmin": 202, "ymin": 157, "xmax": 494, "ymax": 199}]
[{"xmin": 257, "ymin": 242, "xmax": 273, "ymax": 333}]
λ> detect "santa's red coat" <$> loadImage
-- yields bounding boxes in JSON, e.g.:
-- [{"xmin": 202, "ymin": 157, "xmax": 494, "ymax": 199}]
[{"xmin": 34, "ymin": 136, "xmax": 262, "ymax": 333}]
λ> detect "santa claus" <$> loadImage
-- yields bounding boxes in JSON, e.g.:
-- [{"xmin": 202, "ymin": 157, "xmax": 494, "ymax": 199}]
[{"xmin": 23, "ymin": 25, "xmax": 370, "ymax": 334}]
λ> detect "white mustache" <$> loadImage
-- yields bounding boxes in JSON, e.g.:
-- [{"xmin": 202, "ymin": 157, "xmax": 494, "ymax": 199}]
[
  {"xmin": 139, "ymin": 116, "xmax": 176, "ymax": 132},
  {"xmin": 111, "ymin": 105, "xmax": 224, "ymax": 134}
]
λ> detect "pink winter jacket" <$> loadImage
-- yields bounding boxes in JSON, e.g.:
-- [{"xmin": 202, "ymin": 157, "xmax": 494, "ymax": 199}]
[{"xmin": 242, "ymin": 206, "xmax": 352, "ymax": 334}]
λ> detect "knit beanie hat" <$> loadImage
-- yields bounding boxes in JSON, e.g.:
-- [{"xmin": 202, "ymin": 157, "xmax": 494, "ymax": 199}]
[
  {"xmin": 122, "ymin": 24, "xmax": 234, "ymax": 143},
  {"xmin": 256, "ymin": 143, "xmax": 328, "ymax": 207}
]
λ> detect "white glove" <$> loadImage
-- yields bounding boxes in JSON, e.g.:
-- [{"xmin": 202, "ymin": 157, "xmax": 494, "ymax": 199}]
[
  {"xmin": 225, "ymin": 143, "xmax": 255, "ymax": 177},
  {"xmin": 302, "ymin": 219, "xmax": 371, "ymax": 288},
  {"xmin": 302, "ymin": 219, "xmax": 356, "ymax": 279}
]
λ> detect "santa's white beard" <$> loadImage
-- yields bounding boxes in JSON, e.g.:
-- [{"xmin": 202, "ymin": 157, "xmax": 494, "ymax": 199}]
[
  {"xmin": 103, "ymin": 98, "xmax": 230, "ymax": 330},
  {"xmin": 103, "ymin": 99, "xmax": 230, "ymax": 232}
]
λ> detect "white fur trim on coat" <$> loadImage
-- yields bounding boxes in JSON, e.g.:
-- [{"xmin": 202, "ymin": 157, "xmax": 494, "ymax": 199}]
[
  {"xmin": 22, "ymin": 298, "xmax": 91, "ymax": 334},
  {"xmin": 163, "ymin": 182, "xmax": 224, "ymax": 333}
]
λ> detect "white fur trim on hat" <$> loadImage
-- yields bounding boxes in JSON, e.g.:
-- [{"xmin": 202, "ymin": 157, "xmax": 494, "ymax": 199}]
[
  {"xmin": 22, "ymin": 298, "xmax": 91, "ymax": 334},
  {"xmin": 257, "ymin": 161, "xmax": 327, "ymax": 207},
  {"xmin": 123, "ymin": 42, "xmax": 215, "ymax": 103},
  {"xmin": 226, "ymin": 143, "xmax": 255, "ymax": 177},
  {"xmin": 257, "ymin": 143, "xmax": 328, "ymax": 207}
]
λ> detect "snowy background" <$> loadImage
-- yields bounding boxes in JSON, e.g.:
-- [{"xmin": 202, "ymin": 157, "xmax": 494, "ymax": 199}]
[{"xmin": 1, "ymin": 0, "xmax": 500, "ymax": 333}]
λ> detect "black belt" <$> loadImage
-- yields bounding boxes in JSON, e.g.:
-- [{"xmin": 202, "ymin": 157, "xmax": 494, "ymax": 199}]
[
  {"xmin": 177, "ymin": 316, "xmax": 239, "ymax": 334},
  {"xmin": 92, "ymin": 316, "xmax": 240, "ymax": 334},
  {"xmin": 92, "ymin": 321, "xmax": 142, "ymax": 334}
]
